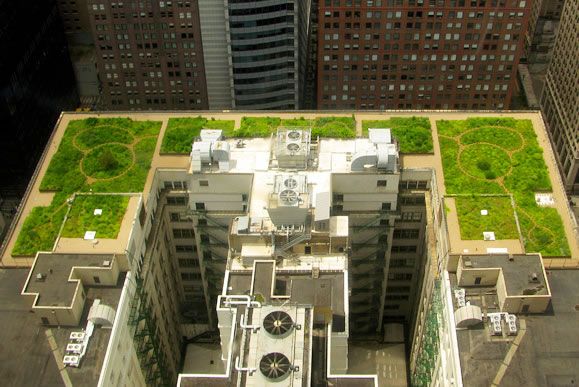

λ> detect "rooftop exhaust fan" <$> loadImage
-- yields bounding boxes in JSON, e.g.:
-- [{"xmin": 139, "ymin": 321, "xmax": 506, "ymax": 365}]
[
  {"xmin": 287, "ymin": 130, "xmax": 301, "ymax": 141},
  {"xmin": 283, "ymin": 178, "xmax": 298, "ymax": 189},
  {"xmin": 278, "ymin": 189, "xmax": 299, "ymax": 206},
  {"xmin": 263, "ymin": 311, "xmax": 294, "ymax": 336},
  {"xmin": 286, "ymin": 143, "xmax": 301, "ymax": 153},
  {"xmin": 259, "ymin": 352, "xmax": 292, "ymax": 380}
]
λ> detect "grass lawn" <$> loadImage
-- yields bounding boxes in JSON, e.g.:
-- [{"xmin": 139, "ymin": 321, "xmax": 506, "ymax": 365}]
[
  {"xmin": 237, "ymin": 116, "xmax": 356, "ymax": 138},
  {"xmin": 362, "ymin": 117, "xmax": 433, "ymax": 153},
  {"xmin": 454, "ymin": 196, "xmax": 519, "ymax": 240},
  {"xmin": 61, "ymin": 195, "xmax": 129, "ymax": 238},
  {"xmin": 13, "ymin": 118, "xmax": 161, "ymax": 256},
  {"xmin": 161, "ymin": 117, "xmax": 235, "ymax": 153},
  {"xmin": 437, "ymin": 117, "xmax": 569, "ymax": 256}
]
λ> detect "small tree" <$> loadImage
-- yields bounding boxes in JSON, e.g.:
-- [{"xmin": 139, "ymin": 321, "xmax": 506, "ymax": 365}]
[{"xmin": 99, "ymin": 149, "xmax": 118, "ymax": 170}]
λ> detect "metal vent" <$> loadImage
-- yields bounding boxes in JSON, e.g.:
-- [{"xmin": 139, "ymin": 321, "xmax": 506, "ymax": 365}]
[
  {"xmin": 278, "ymin": 189, "xmax": 298, "ymax": 205},
  {"xmin": 259, "ymin": 352, "xmax": 291, "ymax": 380},
  {"xmin": 263, "ymin": 311, "xmax": 294, "ymax": 336},
  {"xmin": 284, "ymin": 178, "xmax": 298, "ymax": 189},
  {"xmin": 287, "ymin": 130, "xmax": 301, "ymax": 140},
  {"xmin": 286, "ymin": 143, "xmax": 300, "ymax": 153}
]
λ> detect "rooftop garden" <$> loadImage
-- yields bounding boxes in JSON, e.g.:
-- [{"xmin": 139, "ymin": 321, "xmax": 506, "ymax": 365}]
[
  {"xmin": 362, "ymin": 116, "xmax": 433, "ymax": 153},
  {"xmin": 437, "ymin": 117, "xmax": 570, "ymax": 256},
  {"xmin": 161, "ymin": 117, "xmax": 235, "ymax": 154},
  {"xmin": 13, "ymin": 118, "xmax": 161, "ymax": 256},
  {"xmin": 237, "ymin": 116, "xmax": 356, "ymax": 138},
  {"xmin": 61, "ymin": 195, "xmax": 129, "ymax": 239},
  {"xmin": 453, "ymin": 196, "xmax": 519, "ymax": 240}
]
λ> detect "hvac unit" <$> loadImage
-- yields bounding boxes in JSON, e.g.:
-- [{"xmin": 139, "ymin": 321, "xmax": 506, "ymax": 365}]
[
  {"xmin": 66, "ymin": 343, "xmax": 83, "ymax": 354},
  {"xmin": 259, "ymin": 352, "xmax": 293, "ymax": 382},
  {"xmin": 63, "ymin": 355, "xmax": 80, "ymax": 367},
  {"xmin": 492, "ymin": 320, "xmax": 502, "ymax": 335},
  {"xmin": 263, "ymin": 311, "xmax": 295, "ymax": 338}
]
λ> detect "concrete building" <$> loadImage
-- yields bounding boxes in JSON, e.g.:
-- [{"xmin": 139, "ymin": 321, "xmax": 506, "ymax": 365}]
[
  {"xmin": 316, "ymin": 1, "xmax": 532, "ymax": 110},
  {"xmin": 1, "ymin": 111, "xmax": 577, "ymax": 386},
  {"xmin": 55, "ymin": 1, "xmax": 313, "ymax": 110},
  {"xmin": 524, "ymin": 0, "xmax": 565, "ymax": 62},
  {"xmin": 540, "ymin": 0, "xmax": 578, "ymax": 194}
]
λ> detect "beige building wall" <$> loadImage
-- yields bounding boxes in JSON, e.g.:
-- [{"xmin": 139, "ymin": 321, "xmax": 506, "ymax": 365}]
[
  {"xmin": 98, "ymin": 273, "xmax": 147, "ymax": 387},
  {"xmin": 540, "ymin": 0, "xmax": 579, "ymax": 193}
]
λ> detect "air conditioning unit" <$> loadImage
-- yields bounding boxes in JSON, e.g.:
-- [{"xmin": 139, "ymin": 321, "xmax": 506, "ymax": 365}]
[
  {"xmin": 286, "ymin": 130, "xmax": 302, "ymax": 142},
  {"xmin": 66, "ymin": 343, "xmax": 84, "ymax": 354},
  {"xmin": 63, "ymin": 355, "xmax": 80, "ymax": 367}
]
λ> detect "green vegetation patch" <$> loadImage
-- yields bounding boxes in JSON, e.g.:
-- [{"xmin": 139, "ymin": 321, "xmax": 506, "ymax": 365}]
[
  {"xmin": 75, "ymin": 125, "xmax": 133, "ymax": 150},
  {"xmin": 436, "ymin": 117, "xmax": 569, "ymax": 256},
  {"xmin": 161, "ymin": 117, "xmax": 235, "ymax": 153},
  {"xmin": 13, "ymin": 117, "xmax": 161, "ymax": 256},
  {"xmin": 362, "ymin": 117, "xmax": 433, "ymax": 153},
  {"xmin": 82, "ymin": 144, "xmax": 133, "ymax": 179},
  {"xmin": 460, "ymin": 126, "xmax": 523, "ymax": 151},
  {"xmin": 460, "ymin": 144, "xmax": 511, "ymax": 180},
  {"xmin": 61, "ymin": 195, "xmax": 129, "ymax": 239},
  {"xmin": 237, "ymin": 116, "xmax": 356, "ymax": 138},
  {"xmin": 454, "ymin": 196, "xmax": 519, "ymax": 240}
]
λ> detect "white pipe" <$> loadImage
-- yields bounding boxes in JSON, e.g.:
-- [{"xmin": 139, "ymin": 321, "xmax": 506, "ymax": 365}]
[
  {"xmin": 235, "ymin": 356, "xmax": 256, "ymax": 374},
  {"xmin": 239, "ymin": 314, "xmax": 260, "ymax": 332},
  {"xmin": 222, "ymin": 295, "xmax": 261, "ymax": 308}
]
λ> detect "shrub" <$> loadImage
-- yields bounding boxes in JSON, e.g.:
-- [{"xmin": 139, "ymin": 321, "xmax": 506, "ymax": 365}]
[
  {"xmin": 485, "ymin": 171, "xmax": 497, "ymax": 180},
  {"xmin": 99, "ymin": 149, "xmax": 119, "ymax": 170},
  {"xmin": 477, "ymin": 160, "xmax": 490, "ymax": 171}
]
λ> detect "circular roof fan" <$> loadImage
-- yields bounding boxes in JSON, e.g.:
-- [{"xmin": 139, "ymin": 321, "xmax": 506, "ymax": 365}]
[
  {"xmin": 278, "ymin": 189, "xmax": 298, "ymax": 205},
  {"xmin": 263, "ymin": 311, "xmax": 294, "ymax": 336},
  {"xmin": 259, "ymin": 352, "xmax": 291, "ymax": 380},
  {"xmin": 286, "ymin": 143, "xmax": 300, "ymax": 152},
  {"xmin": 287, "ymin": 130, "xmax": 301, "ymax": 140},
  {"xmin": 284, "ymin": 178, "xmax": 298, "ymax": 189}
]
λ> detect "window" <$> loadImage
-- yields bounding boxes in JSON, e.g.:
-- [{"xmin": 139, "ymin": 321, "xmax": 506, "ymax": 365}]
[
  {"xmin": 195, "ymin": 202, "xmax": 205, "ymax": 210},
  {"xmin": 386, "ymin": 286, "xmax": 410, "ymax": 293},
  {"xmin": 93, "ymin": 276, "xmax": 101, "ymax": 284},
  {"xmin": 393, "ymin": 229, "xmax": 420, "ymax": 239},
  {"xmin": 166, "ymin": 196, "xmax": 187, "ymax": 205},
  {"xmin": 475, "ymin": 277, "xmax": 482, "ymax": 285},
  {"xmin": 179, "ymin": 258, "xmax": 199, "ymax": 267},
  {"xmin": 181, "ymin": 272, "xmax": 201, "ymax": 281},
  {"xmin": 199, "ymin": 180, "xmax": 209, "ymax": 187},
  {"xmin": 173, "ymin": 228, "xmax": 194, "ymax": 238},
  {"xmin": 388, "ymin": 272, "xmax": 413, "ymax": 281},
  {"xmin": 175, "ymin": 245, "xmax": 195, "ymax": 252},
  {"xmin": 382, "ymin": 202, "xmax": 392, "ymax": 211},
  {"xmin": 164, "ymin": 181, "xmax": 188, "ymax": 190},
  {"xmin": 377, "ymin": 180, "xmax": 387, "ymax": 187},
  {"xmin": 41, "ymin": 317, "xmax": 49, "ymax": 325},
  {"xmin": 401, "ymin": 212, "xmax": 423, "ymax": 222}
]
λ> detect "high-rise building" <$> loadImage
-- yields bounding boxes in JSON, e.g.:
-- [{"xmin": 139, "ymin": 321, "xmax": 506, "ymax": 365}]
[
  {"xmin": 316, "ymin": 1, "xmax": 531, "ymax": 110},
  {"xmin": 0, "ymin": 0, "xmax": 78, "ymax": 198},
  {"xmin": 540, "ymin": 0, "xmax": 578, "ymax": 194},
  {"xmin": 56, "ymin": 1, "xmax": 313, "ymax": 110},
  {"xmin": 524, "ymin": 0, "xmax": 565, "ymax": 62},
  {"xmin": 2, "ymin": 111, "xmax": 577, "ymax": 387}
]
